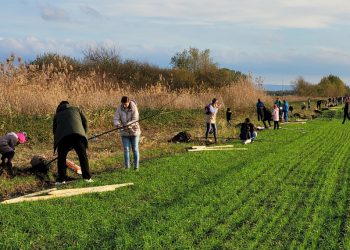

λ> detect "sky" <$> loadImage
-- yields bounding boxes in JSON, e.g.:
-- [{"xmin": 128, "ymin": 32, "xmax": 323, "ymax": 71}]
[{"xmin": 1, "ymin": 0, "xmax": 350, "ymax": 85}]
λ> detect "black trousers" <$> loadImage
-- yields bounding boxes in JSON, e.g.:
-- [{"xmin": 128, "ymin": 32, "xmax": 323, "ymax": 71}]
[
  {"xmin": 274, "ymin": 121, "xmax": 279, "ymax": 129},
  {"xmin": 0, "ymin": 151, "xmax": 15, "ymax": 175},
  {"xmin": 263, "ymin": 120, "xmax": 272, "ymax": 128},
  {"xmin": 57, "ymin": 135, "xmax": 91, "ymax": 182},
  {"xmin": 343, "ymin": 109, "xmax": 350, "ymax": 124},
  {"xmin": 257, "ymin": 109, "xmax": 264, "ymax": 121},
  {"xmin": 205, "ymin": 123, "xmax": 217, "ymax": 143}
]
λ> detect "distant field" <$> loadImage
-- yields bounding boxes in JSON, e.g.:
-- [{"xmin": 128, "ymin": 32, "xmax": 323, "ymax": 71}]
[
  {"xmin": 1, "ymin": 116, "xmax": 350, "ymax": 249},
  {"xmin": 263, "ymin": 84, "xmax": 294, "ymax": 91}
]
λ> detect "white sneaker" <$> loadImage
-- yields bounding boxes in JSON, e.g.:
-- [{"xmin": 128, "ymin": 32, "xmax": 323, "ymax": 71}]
[{"xmin": 84, "ymin": 178, "xmax": 94, "ymax": 183}]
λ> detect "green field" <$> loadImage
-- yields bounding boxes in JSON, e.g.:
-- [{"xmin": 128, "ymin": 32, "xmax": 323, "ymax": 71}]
[{"xmin": 1, "ymin": 116, "xmax": 350, "ymax": 249}]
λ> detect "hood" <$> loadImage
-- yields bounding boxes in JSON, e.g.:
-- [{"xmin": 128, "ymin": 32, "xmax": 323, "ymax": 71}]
[
  {"xmin": 121, "ymin": 100, "xmax": 137, "ymax": 111},
  {"xmin": 56, "ymin": 103, "xmax": 70, "ymax": 113}
]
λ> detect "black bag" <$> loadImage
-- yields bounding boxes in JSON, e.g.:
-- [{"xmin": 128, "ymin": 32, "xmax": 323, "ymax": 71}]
[
  {"xmin": 240, "ymin": 123, "xmax": 251, "ymax": 140},
  {"xmin": 30, "ymin": 155, "xmax": 50, "ymax": 174},
  {"xmin": 204, "ymin": 104, "xmax": 212, "ymax": 115},
  {"xmin": 169, "ymin": 131, "xmax": 192, "ymax": 143}
]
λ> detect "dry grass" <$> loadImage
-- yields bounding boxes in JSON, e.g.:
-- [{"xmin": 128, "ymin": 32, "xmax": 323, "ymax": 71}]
[
  {"xmin": 0, "ymin": 54, "xmax": 270, "ymax": 115},
  {"xmin": 282, "ymin": 95, "xmax": 325, "ymax": 102}
]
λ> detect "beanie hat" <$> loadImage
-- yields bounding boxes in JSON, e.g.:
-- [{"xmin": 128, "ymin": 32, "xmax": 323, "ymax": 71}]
[{"xmin": 16, "ymin": 132, "xmax": 27, "ymax": 144}]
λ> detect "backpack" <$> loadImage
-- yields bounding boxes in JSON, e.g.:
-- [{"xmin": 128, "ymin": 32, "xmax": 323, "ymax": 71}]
[
  {"xmin": 204, "ymin": 104, "xmax": 212, "ymax": 115},
  {"xmin": 30, "ymin": 155, "xmax": 51, "ymax": 174},
  {"xmin": 169, "ymin": 131, "xmax": 192, "ymax": 143},
  {"xmin": 240, "ymin": 123, "xmax": 251, "ymax": 140}
]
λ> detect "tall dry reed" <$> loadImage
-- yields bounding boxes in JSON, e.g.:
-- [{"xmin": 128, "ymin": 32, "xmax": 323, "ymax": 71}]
[{"xmin": 0, "ymin": 54, "xmax": 270, "ymax": 115}]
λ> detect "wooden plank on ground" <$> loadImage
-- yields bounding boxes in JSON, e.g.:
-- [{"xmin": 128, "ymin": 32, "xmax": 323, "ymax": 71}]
[
  {"xmin": 1, "ymin": 183, "xmax": 134, "ymax": 204},
  {"xmin": 1, "ymin": 188, "xmax": 58, "ymax": 204},
  {"xmin": 22, "ymin": 188, "xmax": 57, "ymax": 198},
  {"xmin": 191, "ymin": 145, "xmax": 234, "ymax": 149},
  {"xmin": 286, "ymin": 122, "xmax": 306, "ymax": 124},
  {"xmin": 187, "ymin": 148, "xmax": 247, "ymax": 152}
]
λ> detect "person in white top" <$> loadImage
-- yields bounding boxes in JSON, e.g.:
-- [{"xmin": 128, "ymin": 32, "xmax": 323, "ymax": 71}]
[{"xmin": 205, "ymin": 98, "xmax": 219, "ymax": 143}]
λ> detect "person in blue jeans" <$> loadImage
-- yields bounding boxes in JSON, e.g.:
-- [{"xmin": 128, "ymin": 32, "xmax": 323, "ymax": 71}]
[
  {"xmin": 205, "ymin": 98, "xmax": 219, "ymax": 143},
  {"xmin": 113, "ymin": 96, "xmax": 141, "ymax": 171}
]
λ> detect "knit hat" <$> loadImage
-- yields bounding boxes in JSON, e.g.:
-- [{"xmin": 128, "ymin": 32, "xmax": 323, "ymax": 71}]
[{"xmin": 16, "ymin": 132, "xmax": 27, "ymax": 144}]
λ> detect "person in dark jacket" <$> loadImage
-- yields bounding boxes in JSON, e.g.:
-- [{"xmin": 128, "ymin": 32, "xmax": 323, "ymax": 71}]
[
  {"xmin": 226, "ymin": 108, "xmax": 232, "ymax": 127},
  {"xmin": 240, "ymin": 121, "xmax": 250, "ymax": 141},
  {"xmin": 0, "ymin": 132, "xmax": 26, "ymax": 176},
  {"xmin": 343, "ymin": 97, "xmax": 350, "ymax": 124},
  {"xmin": 53, "ymin": 101, "xmax": 92, "ymax": 184},
  {"xmin": 240, "ymin": 118, "xmax": 257, "ymax": 142},
  {"xmin": 316, "ymin": 100, "xmax": 322, "ymax": 110},
  {"xmin": 256, "ymin": 99, "xmax": 265, "ymax": 121},
  {"xmin": 262, "ymin": 107, "xmax": 272, "ymax": 128}
]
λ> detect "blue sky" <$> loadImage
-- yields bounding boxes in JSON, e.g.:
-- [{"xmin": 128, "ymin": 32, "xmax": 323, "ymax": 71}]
[{"xmin": 1, "ymin": 0, "xmax": 350, "ymax": 85}]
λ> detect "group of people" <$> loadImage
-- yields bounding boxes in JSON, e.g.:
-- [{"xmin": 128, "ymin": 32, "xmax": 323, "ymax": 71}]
[
  {"xmin": 328, "ymin": 97, "xmax": 344, "ymax": 107},
  {"xmin": 241, "ymin": 98, "xmax": 289, "ymax": 141},
  {"xmin": 257, "ymin": 98, "xmax": 290, "ymax": 129},
  {"xmin": 0, "ymin": 96, "xmax": 141, "ymax": 184},
  {"xmin": 203, "ymin": 97, "xmax": 292, "ymax": 144},
  {"xmin": 4, "ymin": 95, "xmax": 350, "ymax": 182}
]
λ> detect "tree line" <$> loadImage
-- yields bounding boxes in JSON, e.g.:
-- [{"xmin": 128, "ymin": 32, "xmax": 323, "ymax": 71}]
[
  {"xmin": 294, "ymin": 75, "xmax": 349, "ymax": 97},
  {"xmin": 29, "ymin": 47, "xmax": 245, "ymax": 90}
]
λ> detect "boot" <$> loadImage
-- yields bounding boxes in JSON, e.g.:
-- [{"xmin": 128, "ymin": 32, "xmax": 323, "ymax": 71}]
[
  {"xmin": 6, "ymin": 163, "xmax": 14, "ymax": 177},
  {"xmin": 0, "ymin": 161, "xmax": 5, "ymax": 176}
]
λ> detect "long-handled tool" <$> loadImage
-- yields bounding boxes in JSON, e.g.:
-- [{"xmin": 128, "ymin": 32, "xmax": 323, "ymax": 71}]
[{"xmin": 45, "ymin": 94, "xmax": 182, "ymax": 167}]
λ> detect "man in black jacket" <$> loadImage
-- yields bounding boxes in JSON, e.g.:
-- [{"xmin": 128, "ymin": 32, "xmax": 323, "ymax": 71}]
[
  {"xmin": 262, "ymin": 107, "xmax": 272, "ymax": 128},
  {"xmin": 343, "ymin": 97, "xmax": 350, "ymax": 124},
  {"xmin": 53, "ymin": 101, "xmax": 92, "ymax": 184},
  {"xmin": 240, "ymin": 118, "xmax": 257, "ymax": 143}
]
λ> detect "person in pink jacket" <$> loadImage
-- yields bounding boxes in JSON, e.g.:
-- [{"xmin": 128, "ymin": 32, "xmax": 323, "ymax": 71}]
[
  {"xmin": 0, "ymin": 132, "xmax": 27, "ymax": 176},
  {"xmin": 272, "ymin": 104, "xmax": 280, "ymax": 130}
]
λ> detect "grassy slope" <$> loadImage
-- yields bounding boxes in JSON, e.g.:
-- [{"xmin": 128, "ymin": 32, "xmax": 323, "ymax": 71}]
[
  {"xmin": 1, "ymin": 116, "xmax": 350, "ymax": 249},
  {"xmin": 0, "ymin": 108, "xmax": 240, "ymax": 198}
]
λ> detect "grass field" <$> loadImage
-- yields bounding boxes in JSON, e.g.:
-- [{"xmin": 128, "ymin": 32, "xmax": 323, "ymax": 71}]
[{"xmin": 1, "ymin": 114, "xmax": 350, "ymax": 249}]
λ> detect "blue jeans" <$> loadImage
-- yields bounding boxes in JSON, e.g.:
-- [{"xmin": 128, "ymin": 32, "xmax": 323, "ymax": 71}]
[
  {"xmin": 121, "ymin": 135, "xmax": 140, "ymax": 169},
  {"xmin": 250, "ymin": 131, "xmax": 257, "ymax": 141}
]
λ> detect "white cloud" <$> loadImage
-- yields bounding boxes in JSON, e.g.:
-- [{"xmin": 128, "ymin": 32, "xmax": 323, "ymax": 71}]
[
  {"xmin": 215, "ymin": 45, "xmax": 350, "ymax": 69},
  {"xmin": 0, "ymin": 35, "xmax": 349, "ymax": 86},
  {"xmin": 79, "ymin": 5, "xmax": 102, "ymax": 18},
  {"xmin": 107, "ymin": 0, "xmax": 350, "ymax": 29},
  {"xmin": 0, "ymin": 37, "xmax": 81, "ymax": 59},
  {"xmin": 40, "ymin": 5, "xmax": 71, "ymax": 22}
]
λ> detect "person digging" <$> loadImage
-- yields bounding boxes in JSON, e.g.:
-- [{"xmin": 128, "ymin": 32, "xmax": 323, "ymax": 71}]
[
  {"xmin": 0, "ymin": 132, "xmax": 27, "ymax": 177},
  {"xmin": 53, "ymin": 101, "xmax": 93, "ymax": 185}
]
